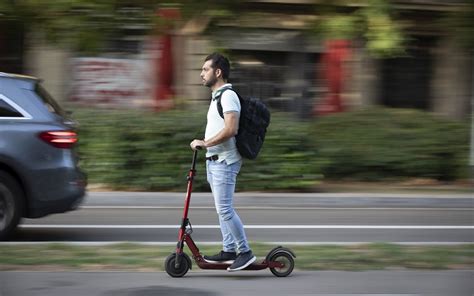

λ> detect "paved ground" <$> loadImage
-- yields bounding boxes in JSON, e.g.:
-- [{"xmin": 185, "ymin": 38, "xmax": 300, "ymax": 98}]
[
  {"xmin": 1, "ymin": 270, "xmax": 472, "ymax": 296},
  {"xmin": 2, "ymin": 192, "xmax": 472, "ymax": 296},
  {"xmin": 10, "ymin": 192, "xmax": 473, "ymax": 244}
]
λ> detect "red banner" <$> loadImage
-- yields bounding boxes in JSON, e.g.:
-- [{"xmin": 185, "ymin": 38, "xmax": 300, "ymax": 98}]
[{"xmin": 314, "ymin": 40, "xmax": 351, "ymax": 115}]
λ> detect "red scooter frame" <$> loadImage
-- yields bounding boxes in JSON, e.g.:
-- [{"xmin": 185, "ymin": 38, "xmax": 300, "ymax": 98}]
[{"xmin": 165, "ymin": 149, "xmax": 295, "ymax": 277}]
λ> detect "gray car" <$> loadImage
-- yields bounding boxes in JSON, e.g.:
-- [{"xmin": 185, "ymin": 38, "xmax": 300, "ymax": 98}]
[{"xmin": 0, "ymin": 72, "xmax": 86, "ymax": 240}]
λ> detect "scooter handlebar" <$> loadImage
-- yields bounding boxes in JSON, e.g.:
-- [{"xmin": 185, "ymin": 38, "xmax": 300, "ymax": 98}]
[{"xmin": 190, "ymin": 146, "xmax": 202, "ymax": 170}]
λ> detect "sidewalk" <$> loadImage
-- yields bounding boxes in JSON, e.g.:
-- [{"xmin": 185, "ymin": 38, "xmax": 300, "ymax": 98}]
[
  {"xmin": 83, "ymin": 190, "xmax": 473, "ymax": 208},
  {"xmin": 315, "ymin": 180, "xmax": 473, "ymax": 194},
  {"xmin": 88, "ymin": 180, "xmax": 473, "ymax": 195}
]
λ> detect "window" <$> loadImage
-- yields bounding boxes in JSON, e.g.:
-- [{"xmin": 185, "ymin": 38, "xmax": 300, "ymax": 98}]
[
  {"xmin": 0, "ymin": 98, "xmax": 23, "ymax": 118},
  {"xmin": 34, "ymin": 84, "xmax": 66, "ymax": 117},
  {"xmin": 0, "ymin": 94, "xmax": 32, "ymax": 119}
]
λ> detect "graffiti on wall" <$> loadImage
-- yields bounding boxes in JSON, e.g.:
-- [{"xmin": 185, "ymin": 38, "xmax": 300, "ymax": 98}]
[{"xmin": 69, "ymin": 58, "xmax": 154, "ymax": 108}]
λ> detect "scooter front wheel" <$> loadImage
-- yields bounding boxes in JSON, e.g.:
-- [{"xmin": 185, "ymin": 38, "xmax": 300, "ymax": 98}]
[
  {"xmin": 165, "ymin": 253, "xmax": 190, "ymax": 277},
  {"xmin": 269, "ymin": 251, "xmax": 294, "ymax": 277}
]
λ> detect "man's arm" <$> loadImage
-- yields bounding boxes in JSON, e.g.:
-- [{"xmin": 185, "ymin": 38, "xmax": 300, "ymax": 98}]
[{"xmin": 190, "ymin": 111, "xmax": 239, "ymax": 150}]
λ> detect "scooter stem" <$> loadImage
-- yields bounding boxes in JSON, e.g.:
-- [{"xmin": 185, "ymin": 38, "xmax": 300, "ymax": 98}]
[
  {"xmin": 191, "ymin": 149, "xmax": 199, "ymax": 171},
  {"xmin": 179, "ymin": 149, "xmax": 199, "ymax": 238}
]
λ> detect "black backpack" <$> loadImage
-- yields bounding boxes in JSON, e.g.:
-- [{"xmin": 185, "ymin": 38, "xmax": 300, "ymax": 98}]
[{"xmin": 215, "ymin": 87, "xmax": 270, "ymax": 160}]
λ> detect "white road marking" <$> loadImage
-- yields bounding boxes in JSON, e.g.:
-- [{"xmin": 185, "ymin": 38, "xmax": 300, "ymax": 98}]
[{"xmin": 19, "ymin": 224, "xmax": 474, "ymax": 229}]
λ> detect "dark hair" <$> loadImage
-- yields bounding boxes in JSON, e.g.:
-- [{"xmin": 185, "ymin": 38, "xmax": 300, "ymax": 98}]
[{"xmin": 205, "ymin": 52, "xmax": 230, "ymax": 80}]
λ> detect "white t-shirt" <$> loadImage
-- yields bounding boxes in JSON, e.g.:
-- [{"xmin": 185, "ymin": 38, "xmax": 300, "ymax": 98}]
[{"xmin": 205, "ymin": 83, "xmax": 242, "ymax": 164}]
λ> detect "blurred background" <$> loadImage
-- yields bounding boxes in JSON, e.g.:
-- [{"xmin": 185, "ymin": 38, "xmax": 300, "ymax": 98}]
[{"xmin": 1, "ymin": 0, "xmax": 473, "ymax": 192}]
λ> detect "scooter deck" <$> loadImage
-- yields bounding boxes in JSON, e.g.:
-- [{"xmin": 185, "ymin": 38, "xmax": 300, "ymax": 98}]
[
  {"xmin": 195, "ymin": 258, "xmax": 284, "ymax": 270},
  {"xmin": 197, "ymin": 260, "xmax": 264, "ymax": 270},
  {"xmin": 181, "ymin": 234, "xmax": 286, "ymax": 271}
]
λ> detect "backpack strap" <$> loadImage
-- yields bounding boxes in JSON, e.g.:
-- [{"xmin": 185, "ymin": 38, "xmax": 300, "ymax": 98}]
[{"xmin": 214, "ymin": 87, "xmax": 235, "ymax": 119}]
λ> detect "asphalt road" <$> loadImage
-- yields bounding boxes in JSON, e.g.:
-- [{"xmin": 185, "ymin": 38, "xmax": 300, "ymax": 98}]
[
  {"xmin": 1, "ymin": 270, "xmax": 473, "ymax": 296},
  {"xmin": 3, "ymin": 192, "xmax": 473, "ymax": 296},
  {"xmin": 10, "ymin": 192, "xmax": 474, "ymax": 244}
]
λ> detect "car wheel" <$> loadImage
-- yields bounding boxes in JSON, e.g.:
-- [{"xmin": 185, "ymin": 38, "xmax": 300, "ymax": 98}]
[{"xmin": 0, "ymin": 171, "xmax": 24, "ymax": 240}]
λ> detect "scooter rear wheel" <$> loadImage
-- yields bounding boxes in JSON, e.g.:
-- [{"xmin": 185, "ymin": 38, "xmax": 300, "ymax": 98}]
[
  {"xmin": 165, "ymin": 253, "xmax": 190, "ymax": 277},
  {"xmin": 269, "ymin": 251, "xmax": 294, "ymax": 277}
]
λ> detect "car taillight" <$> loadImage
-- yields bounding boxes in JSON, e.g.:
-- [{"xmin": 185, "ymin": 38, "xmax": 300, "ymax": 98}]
[{"xmin": 39, "ymin": 131, "xmax": 78, "ymax": 149}]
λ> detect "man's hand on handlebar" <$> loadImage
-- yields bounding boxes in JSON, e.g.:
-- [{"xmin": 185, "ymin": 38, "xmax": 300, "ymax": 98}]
[{"xmin": 190, "ymin": 139, "xmax": 206, "ymax": 151}]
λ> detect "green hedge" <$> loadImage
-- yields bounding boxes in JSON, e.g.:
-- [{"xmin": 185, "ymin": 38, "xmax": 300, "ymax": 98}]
[
  {"xmin": 310, "ymin": 108, "xmax": 469, "ymax": 181},
  {"xmin": 74, "ymin": 107, "xmax": 469, "ymax": 191}
]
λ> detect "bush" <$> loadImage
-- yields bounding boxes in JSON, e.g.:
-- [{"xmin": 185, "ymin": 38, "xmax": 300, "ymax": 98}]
[
  {"xmin": 76, "ymin": 108, "xmax": 209, "ymax": 191},
  {"xmin": 74, "ymin": 107, "xmax": 469, "ymax": 191},
  {"xmin": 310, "ymin": 108, "xmax": 469, "ymax": 181}
]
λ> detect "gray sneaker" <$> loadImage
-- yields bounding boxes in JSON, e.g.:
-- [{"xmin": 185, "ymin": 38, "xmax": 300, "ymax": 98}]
[
  {"xmin": 227, "ymin": 250, "xmax": 256, "ymax": 271},
  {"xmin": 204, "ymin": 251, "xmax": 237, "ymax": 263}
]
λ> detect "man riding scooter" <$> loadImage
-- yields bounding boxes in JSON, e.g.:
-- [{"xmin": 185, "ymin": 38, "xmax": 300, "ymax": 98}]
[{"xmin": 190, "ymin": 53, "xmax": 256, "ymax": 271}]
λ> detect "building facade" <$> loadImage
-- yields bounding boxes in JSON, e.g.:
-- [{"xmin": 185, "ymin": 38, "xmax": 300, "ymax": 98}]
[{"xmin": 2, "ymin": 0, "xmax": 472, "ymax": 119}]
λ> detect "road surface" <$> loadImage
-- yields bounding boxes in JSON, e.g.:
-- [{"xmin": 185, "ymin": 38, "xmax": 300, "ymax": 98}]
[
  {"xmin": 9, "ymin": 192, "xmax": 473, "ymax": 244},
  {"xmin": 1, "ymin": 270, "xmax": 472, "ymax": 295}
]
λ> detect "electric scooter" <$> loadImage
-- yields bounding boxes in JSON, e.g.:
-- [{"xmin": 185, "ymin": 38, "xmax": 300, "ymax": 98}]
[{"xmin": 165, "ymin": 148, "xmax": 296, "ymax": 277}]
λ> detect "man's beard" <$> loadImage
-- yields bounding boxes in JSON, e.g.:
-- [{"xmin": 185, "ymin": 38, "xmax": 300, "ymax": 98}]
[{"xmin": 204, "ymin": 72, "xmax": 218, "ymax": 88}]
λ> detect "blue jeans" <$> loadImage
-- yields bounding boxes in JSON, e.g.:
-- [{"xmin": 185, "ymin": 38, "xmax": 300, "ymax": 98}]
[{"xmin": 206, "ymin": 159, "xmax": 250, "ymax": 254}]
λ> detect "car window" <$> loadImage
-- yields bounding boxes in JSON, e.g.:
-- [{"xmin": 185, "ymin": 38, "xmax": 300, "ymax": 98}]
[
  {"xmin": 0, "ymin": 98, "xmax": 24, "ymax": 117},
  {"xmin": 34, "ymin": 83, "xmax": 67, "ymax": 117}
]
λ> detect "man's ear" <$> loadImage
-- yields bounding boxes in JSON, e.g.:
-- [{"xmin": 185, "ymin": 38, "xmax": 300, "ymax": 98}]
[{"xmin": 215, "ymin": 68, "xmax": 222, "ymax": 79}]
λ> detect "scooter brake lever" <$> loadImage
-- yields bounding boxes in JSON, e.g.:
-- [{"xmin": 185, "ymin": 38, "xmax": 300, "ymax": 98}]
[{"xmin": 186, "ymin": 220, "xmax": 193, "ymax": 235}]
